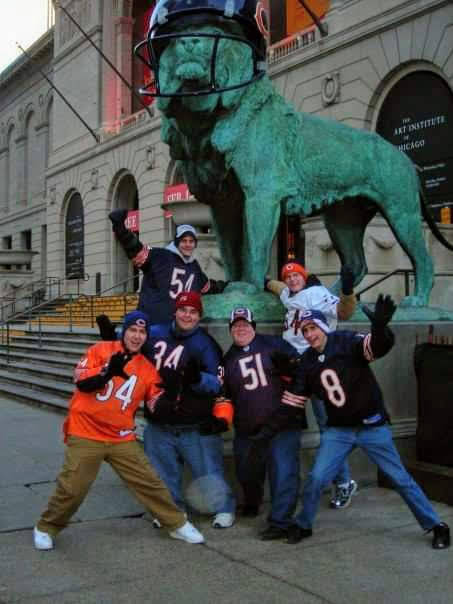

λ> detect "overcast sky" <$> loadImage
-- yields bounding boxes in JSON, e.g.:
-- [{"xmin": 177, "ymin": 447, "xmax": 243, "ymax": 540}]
[{"xmin": 0, "ymin": 1, "xmax": 50, "ymax": 74}]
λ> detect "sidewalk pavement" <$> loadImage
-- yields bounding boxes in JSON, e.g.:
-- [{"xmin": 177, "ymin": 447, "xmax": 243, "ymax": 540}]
[{"xmin": 1, "ymin": 397, "xmax": 452, "ymax": 604}]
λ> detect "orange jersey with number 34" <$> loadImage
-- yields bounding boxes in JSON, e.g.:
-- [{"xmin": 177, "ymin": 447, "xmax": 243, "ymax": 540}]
[{"xmin": 64, "ymin": 341, "xmax": 162, "ymax": 442}]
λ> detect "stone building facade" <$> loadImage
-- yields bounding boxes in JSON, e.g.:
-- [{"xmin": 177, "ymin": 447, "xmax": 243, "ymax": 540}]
[{"xmin": 0, "ymin": 0, "xmax": 452, "ymax": 307}]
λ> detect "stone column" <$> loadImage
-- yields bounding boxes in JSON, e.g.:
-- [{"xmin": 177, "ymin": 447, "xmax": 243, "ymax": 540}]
[
  {"xmin": 114, "ymin": 16, "xmax": 134, "ymax": 118},
  {"xmin": 34, "ymin": 122, "xmax": 49, "ymax": 202},
  {"xmin": 15, "ymin": 134, "xmax": 27, "ymax": 208},
  {"xmin": 0, "ymin": 147, "xmax": 8, "ymax": 214}
]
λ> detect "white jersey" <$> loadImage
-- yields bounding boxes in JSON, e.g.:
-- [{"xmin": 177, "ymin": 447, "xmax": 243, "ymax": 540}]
[{"xmin": 281, "ymin": 285, "xmax": 340, "ymax": 354}]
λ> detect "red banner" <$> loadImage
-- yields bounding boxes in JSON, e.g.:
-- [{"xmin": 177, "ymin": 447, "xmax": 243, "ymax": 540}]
[{"xmin": 163, "ymin": 183, "xmax": 193, "ymax": 203}]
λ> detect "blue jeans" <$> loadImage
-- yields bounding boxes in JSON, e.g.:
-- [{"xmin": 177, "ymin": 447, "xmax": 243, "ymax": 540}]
[
  {"xmin": 144, "ymin": 423, "xmax": 235, "ymax": 514},
  {"xmin": 311, "ymin": 397, "xmax": 350, "ymax": 486},
  {"xmin": 234, "ymin": 429, "xmax": 302, "ymax": 529},
  {"xmin": 295, "ymin": 424, "xmax": 441, "ymax": 531}
]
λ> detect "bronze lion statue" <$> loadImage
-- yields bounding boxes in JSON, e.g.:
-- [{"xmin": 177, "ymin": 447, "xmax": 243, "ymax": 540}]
[{"xmin": 136, "ymin": 1, "xmax": 452, "ymax": 307}]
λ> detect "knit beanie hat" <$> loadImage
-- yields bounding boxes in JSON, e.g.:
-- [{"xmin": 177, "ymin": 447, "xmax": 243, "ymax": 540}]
[
  {"xmin": 175, "ymin": 291, "xmax": 203, "ymax": 315},
  {"xmin": 121, "ymin": 310, "xmax": 150, "ymax": 339},
  {"xmin": 281, "ymin": 262, "xmax": 308, "ymax": 281},
  {"xmin": 300, "ymin": 309, "xmax": 330, "ymax": 334}
]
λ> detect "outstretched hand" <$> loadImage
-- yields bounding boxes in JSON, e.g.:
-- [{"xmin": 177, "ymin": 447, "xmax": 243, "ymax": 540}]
[
  {"xmin": 104, "ymin": 351, "xmax": 131, "ymax": 380},
  {"xmin": 96, "ymin": 314, "xmax": 117, "ymax": 341},
  {"xmin": 340, "ymin": 265, "xmax": 355, "ymax": 295},
  {"xmin": 108, "ymin": 209, "xmax": 129, "ymax": 233},
  {"xmin": 362, "ymin": 294, "xmax": 396, "ymax": 327}
]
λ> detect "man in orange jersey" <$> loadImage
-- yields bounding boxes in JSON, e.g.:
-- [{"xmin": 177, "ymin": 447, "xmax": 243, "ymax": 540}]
[{"xmin": 33, "ymin": 311, "xmax": 204, "ymax": 550}]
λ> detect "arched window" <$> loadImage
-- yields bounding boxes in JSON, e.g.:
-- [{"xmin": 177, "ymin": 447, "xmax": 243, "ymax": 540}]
[
  {"xmin": 377, "ymin": 71, "xmax": 453, "ymax": 223},
  {"xmin": 65, "ymin": 192, "xmax": 84, "ymax": 278}
]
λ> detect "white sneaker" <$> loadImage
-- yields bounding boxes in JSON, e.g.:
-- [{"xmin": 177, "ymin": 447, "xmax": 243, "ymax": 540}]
[
  {"xmin": 169, "ymin": 521, "xmax": 205, "ymax": 544},
  {"xmin": 212, "ymin": 512, "xmax": 235, "ymax": 529},
  {"xmin": 33, "ymin": 527, "xmax": 54, "ymax": 550}
]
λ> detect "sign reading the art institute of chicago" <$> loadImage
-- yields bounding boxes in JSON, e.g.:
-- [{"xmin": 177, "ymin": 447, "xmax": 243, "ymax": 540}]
[{"xmin": 377, "ymin": 71, "xmax": 453, "ymax": 222}]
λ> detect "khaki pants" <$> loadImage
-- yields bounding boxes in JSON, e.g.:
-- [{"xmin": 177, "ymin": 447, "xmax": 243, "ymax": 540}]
[{"xmin": 37, "ymin": 436, "xmax": 185, "ymax": 536}]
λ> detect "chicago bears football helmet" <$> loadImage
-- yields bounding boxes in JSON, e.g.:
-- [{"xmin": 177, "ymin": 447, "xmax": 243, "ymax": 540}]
[{"xmin": 134, "ymin": 0, "xmax": 269, "ymax": 97}]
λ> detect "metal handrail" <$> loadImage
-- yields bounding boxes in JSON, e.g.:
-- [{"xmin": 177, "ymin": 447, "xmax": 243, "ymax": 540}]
[
  {"xmin": 0, "ymin": 273, "xmax": 92, "ymax": 322},
  {"xmin": 54, "ymin": 274, "xmax": 139, "ymax": 331},
  {"xmin": 0, "ymin": 276, "xmax": 63, "ymax": 321},
  {"xmin": 311, "ymin": 269, "xmax": 453, "ymax": 300}
]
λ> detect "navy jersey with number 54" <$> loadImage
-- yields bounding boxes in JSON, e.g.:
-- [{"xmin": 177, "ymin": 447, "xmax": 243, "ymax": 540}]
[
  {"xmin": 291, "ymin": 330, "xmax": 393, "ymax": 428},
  {"xmin": 134, "ymin": 245, "xmax": 209, "ymax": 324}
]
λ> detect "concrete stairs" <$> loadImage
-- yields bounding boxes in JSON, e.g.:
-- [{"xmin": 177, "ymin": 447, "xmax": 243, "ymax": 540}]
[
  {"xmin": 0, "ymin": 327, "xmax": 98, "ymax": 412},
  {"xmin": 0, "ymin": 324, "xmax": 149, "ymax": 437},
  {"xmin": 33, "ymin": 294, "xmax": 139, "ymax": 327}
]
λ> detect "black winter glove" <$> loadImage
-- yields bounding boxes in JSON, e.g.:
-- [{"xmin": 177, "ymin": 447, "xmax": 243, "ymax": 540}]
[
  {"xmin": 207, "ymin": 279, "xmax": 229, "ymax": 294},
  {"xmin": 362, "ymin": 294, "xmax": 396, "ymax": 328},
  {"xmin": 158, "ymin": 367, "xmax": 184, "ymax": 401},
  {"xmin": 96, "ymin": 314, "xmax": 117, "ymax": 341},
  {"xmin": 104, "ymin": 351, "xmax": 131, "ymax": 380},
  {"xmin": 340, "ymin": 265, "xmax": 355, "ymax": 295},
  {"xmin": 109, "ymin": 210, "xmax": 144, "ymax": 260},
  {"xmin": 199, "ymin": 417, "xmax": 229, "ymax": 435},
  {"xmin": 108, "ymin": 209, "xmax": 129, "ymax": 234},
  {"xmin": 182, "ymin": 358, "xmax": 202, "ymax": 386},
  {"xmin": 270, "ymin": 351, "xmax": 301, "ymax": 377}
]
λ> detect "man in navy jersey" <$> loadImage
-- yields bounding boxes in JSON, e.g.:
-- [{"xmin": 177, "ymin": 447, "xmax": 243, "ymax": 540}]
[
  {"xmin": 108, "ymin": 209, "xmax": 227, "ymax": 325},
  {"xmin": 143, "ymin": 291, "xmax": 236, "ymax": 529},
  {"xmin": 282, "ymin": 297, "xmax": 450, "ymax": 549},
  {"xmin": 223, "ymin": 307, "xmax": 307, "ymax": 540}
]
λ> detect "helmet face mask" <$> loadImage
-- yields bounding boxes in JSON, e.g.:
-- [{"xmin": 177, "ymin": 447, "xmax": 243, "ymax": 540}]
[{"xmin": 134, "ymin": 0, "xmax": 268, "ymax": 98}]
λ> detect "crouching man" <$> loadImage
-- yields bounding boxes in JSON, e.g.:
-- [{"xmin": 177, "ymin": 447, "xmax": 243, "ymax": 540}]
[
  {"xmin": 33, "ymin": 311, "xmax": 204, "ymax": 550},
  {"xmin": 283, "ymin": 297, "xmax": 450, "ymax": 549}
]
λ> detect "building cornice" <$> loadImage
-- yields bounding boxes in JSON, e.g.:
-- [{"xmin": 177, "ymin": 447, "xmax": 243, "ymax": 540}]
[
  {"xmin": 268, "ymin": 0, "xmax": 450, "ymax": 78},
  {"xmin": 0, "ymin": 29, "xmax": 54, "ymax": 88}
]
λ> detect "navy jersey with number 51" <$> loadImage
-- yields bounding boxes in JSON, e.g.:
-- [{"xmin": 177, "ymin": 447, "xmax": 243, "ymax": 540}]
[{"xmin": 223, "ymin": 334, "xmax": 307, "ymax": 435}]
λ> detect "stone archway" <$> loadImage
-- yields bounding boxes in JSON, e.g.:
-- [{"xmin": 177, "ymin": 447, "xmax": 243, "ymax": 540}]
[{"xmin": 111, "ymin": 172, "xmax": 139, "ymax": 292}]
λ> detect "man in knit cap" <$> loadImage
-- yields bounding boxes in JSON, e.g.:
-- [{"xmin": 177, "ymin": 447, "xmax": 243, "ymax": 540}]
[{"xmin": 33, "ymin": 310, "xmax": 205, "ymax": 551}]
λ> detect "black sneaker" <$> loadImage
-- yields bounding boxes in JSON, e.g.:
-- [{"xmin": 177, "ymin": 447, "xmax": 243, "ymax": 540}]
[
  {"xmin": 259, "ymin": 526, "xmax": 288, "ymax": 541},
  {"xmin": 432, "ymin": 523, "xmax": 450, "ymax": 549},
  {"xmin": 330, "ymin": 480, "xmax": 358, "ymax": 509},
  {"xmin": 286, "ymin": 524, "xmax": 313, "ymax": 544}
]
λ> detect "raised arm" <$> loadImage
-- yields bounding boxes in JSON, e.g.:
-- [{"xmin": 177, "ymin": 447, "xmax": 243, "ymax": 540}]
[{"xmin": 360, "ymin": 294, "xmax": 396, "ymax": 359}]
